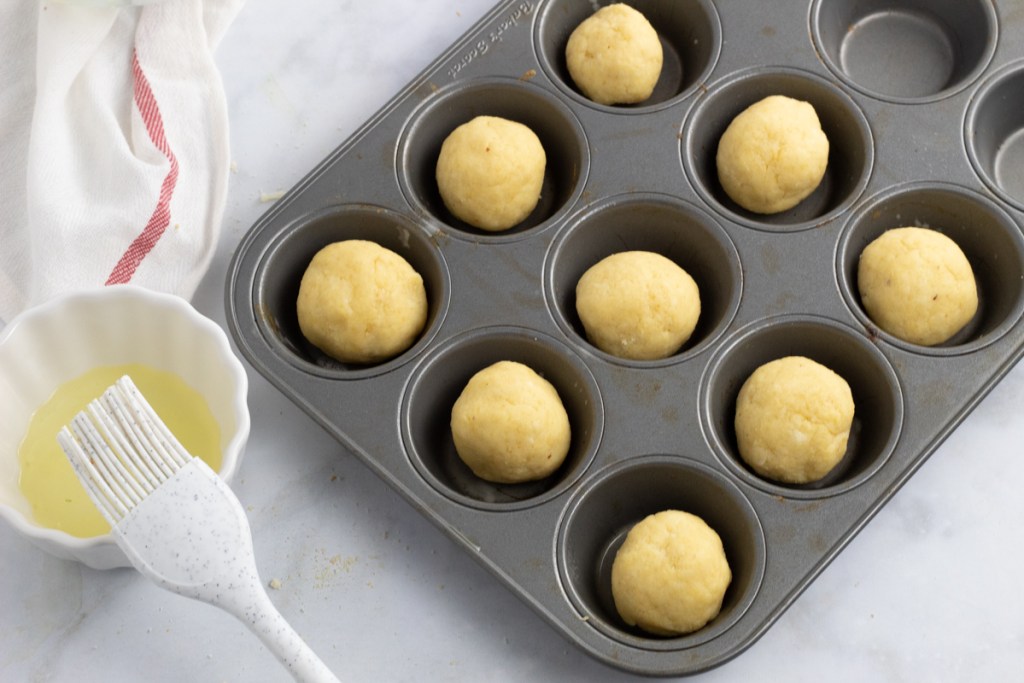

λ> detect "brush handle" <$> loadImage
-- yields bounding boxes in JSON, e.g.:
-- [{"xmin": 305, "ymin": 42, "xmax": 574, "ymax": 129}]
[
  {"xmin": 117, "ymin": 462, "xmax": 340, "ymax": 682},
  {"xmin": 222, "ymin": 575, "xmax": 341, "ymax": 683}
]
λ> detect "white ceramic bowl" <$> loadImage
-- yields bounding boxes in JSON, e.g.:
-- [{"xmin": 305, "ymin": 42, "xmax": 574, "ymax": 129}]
[{"xmin": 0, "ymin": 286, "xmax": 250, "ymax": 569}]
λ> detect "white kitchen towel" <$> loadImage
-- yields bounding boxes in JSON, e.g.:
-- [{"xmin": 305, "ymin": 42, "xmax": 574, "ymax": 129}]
[{"xmin": 0, "ymin": 0, "xmax": 244, "ymax": 324}]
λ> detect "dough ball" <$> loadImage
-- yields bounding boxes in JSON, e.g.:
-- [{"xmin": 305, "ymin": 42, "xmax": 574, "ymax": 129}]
[
  {"xmin": 566, "ymin": 4, "xmax": 663, "ymax": 105},
  {"xmin": 716, "ymin": 95, "xmax": 829, "ymax": 214},
  {"xmin": 450, "ymin": 361, "xmax": 571, "ymax": 484},
  {"xmin": 575, "ymin": 251, "xmax": 700, "ymax": 360},
  {"xmin": 436, "ymin": 115, "xmax": 546, "ymax": 232},
  {"xmin": 296, "ymin": 240, "xmax": 427, "ymax": 364},
  {"xmin": 735, "ymin": 356, "xmax": 854, "ymax": 484},
  {"xmin": 611, "ymin": 510, "xmax": 732, "ymax": 636},
  {"xmin": 858, "ymin": 227, "xmax": 978, "ymax": 346}
]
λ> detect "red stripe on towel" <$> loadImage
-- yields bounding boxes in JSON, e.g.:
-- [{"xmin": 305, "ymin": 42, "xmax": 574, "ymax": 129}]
[{"xmin": 105, "ymin": 50, "xmax": 180, "ymax": 285}]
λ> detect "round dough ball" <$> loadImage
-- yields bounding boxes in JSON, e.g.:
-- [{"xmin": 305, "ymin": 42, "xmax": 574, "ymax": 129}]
[
  {"xmin": 566, "ymin": 4, "xmax": 663, "ymax": 106},
  {"xmin": 611, "ymin": 510, "xmax": 732, "ymax": 636},
  {"xmin": 296, "ymin": 240, "xmax": 427, "ymax": 364},
  {"xmin": 735, "ymin": 356, "xmax": 855, "ymax": 484},
  {"xmin": 575, "ymin": 251, "xmax": 700, "ymax": 360},
  {"xmin": 716, "ymin": 95, "xmax": 829, "ymax": 214},
  {"xmin": 436, "ymin": 115, "xmax": 546, "ymax": 232},
  {"xmin": 450, "ymin": 361, "xmax": 571, "ymax": 484},
  {"xmin": 858, "ymin": 227, "xmax": 978, "ymax": 346}
]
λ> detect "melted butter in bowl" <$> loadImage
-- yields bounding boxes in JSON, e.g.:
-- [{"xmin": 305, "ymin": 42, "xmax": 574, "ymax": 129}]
[
  {"xmin": 18, "ymin": 363, "xmax": 222, "ymax": 538},
  {"xmin": 0, "ymin": 285, "xmax": 249, "ymax": 569}
]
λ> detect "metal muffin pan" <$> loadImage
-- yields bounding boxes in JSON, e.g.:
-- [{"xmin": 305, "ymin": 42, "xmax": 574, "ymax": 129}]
[{"xmin": 226, "ymin": 0, "xmax": 1024, "ymax": 676}]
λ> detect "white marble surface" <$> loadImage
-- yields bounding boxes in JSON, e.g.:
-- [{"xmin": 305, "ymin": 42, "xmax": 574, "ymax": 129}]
[{"xmin": 4, "ymin": 1, "xmax": 1024, "ymax": 681}]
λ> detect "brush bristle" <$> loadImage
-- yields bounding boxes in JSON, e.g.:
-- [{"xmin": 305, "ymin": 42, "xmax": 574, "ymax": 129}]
[{"xmin": 58, "ymin": 375, "xmax": 193, "ymax": 525}]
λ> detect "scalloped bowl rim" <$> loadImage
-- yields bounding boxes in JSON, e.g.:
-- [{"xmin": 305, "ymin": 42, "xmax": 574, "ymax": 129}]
[{"xmin": 0, "ymin": 285, "xmax": 250, "ymax": 569}]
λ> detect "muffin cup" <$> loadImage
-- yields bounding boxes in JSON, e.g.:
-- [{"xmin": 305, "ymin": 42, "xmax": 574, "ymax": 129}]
[
  {"xmin": 682, "ymin": 66, "xmax": 873, "ymax": 231},
  {"xmin": 397, "ymin": 77, "xmax": 589, "ymax": 241},
  {"xmin": 252, "ymin": 204, "xmax": 450, "ymax": 378},
  {"xmin": 965, "ymin": 60, "xmax": 1024, "ymax": 212},
  {"xmin": 811, "ymin": 0, "xmax": 998, "ymax": 103},
  {"xmin": 556, "ymin": 455, "xmax": 765, "ymax": 649},
  {"xmin": 401, "ymin": 326, "xmax": 603, "ymax": 510},
  {"xmin": 701, "ymin": 315, "xmax": 903, "ymax": 498},
  {"xmin": 534, "ymin": 0, "xmax": 722, "ymax": 112},
  {"xmin": 544, "ymin": 192, "xmax": 741, "ymax": 366},
  {"xmin": 836, "ymin": 182, "xmax": 1024, "ymax": 355}
]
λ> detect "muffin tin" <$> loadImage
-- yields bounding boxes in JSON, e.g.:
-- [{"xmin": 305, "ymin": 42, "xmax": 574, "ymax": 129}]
[{"xmin": 226, "ymin": 0, "xmax": 1024, "ymax": 676}]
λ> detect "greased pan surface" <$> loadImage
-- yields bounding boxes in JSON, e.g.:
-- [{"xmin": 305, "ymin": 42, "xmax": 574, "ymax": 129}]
[{"xmin": 226, "ymin": 1, "xmax": 1024, "ymax": 675}]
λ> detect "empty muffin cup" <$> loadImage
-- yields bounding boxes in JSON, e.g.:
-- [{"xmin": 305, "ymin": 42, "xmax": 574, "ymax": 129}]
[
  {"xmin": 545, "ymin": 192, "xmax": 740, "ymax": 365},
  {"xmin": 251, "ymin": 204, "xmax": 450, "ymax": 378},
  {"xmin": 682, "ymin": 66, "xmax": 873, "ymax": 230},
  {"xmin": 556, "ymin": 455, "xmax": 765, "ymax": 648},
  {"xmin": 534, "ymin": 0, "xmax": 722, "ymax": 110},
  {"xmin": 397, "ymin": 78, "xmax": 589, "ymax": 240},
  {"xmin": 837, "ymin": 182, "xmax": 1024, "ymax": 354},
  {"xmin": 966, "ymin": 61, "xmax": 1024, "ymax": 212},
  {"xmin": 701, "ymin": 315, "xmax": 903, "ymax": 497},
  {"xmin": 401, "ymin": 326, "xmax": 603, "ymax": 510},
  {"xmin": 811, "ymin": 0, "xmax": 997, "ymax": 103}
]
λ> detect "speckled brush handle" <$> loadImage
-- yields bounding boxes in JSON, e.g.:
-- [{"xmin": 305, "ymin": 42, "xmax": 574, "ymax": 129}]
[
  {"xmin": 216, "ymin": 563, "xmax": 339, "ymax": 683},
  {"xmin": 115, "ymin": 460, "xmax": 340, "ymax": 683}
]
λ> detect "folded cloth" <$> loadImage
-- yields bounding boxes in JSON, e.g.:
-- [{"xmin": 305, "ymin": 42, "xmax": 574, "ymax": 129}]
[{"xmin": 0, "ymin": 0, "xmax": 244, "ymax": 324}]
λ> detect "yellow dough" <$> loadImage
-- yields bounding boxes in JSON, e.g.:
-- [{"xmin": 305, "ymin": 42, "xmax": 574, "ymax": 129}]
[
  {"xmin": 716, "ymin": 95, "xmax": 829, "ymax": 214},
  {"xmin": 735, "ymin": 356, "xmax": 855, "ymax": 484},
  {"xmin": 575, "ymin": 251, "xmax": 700, "ymax": 360},
  {"xmin": 566, "ymin": 4, "xmax": 663, "ymax": 105},
  {"xmin": 450, "ymin": 361, "xmax": 571, "ymax": 483},
  {"xmin": 436, "ymin": 115, "xmax": 546, "ymax": 232},
  {"xmin": 296, "ymin": 240, "xmax": 427, "ymax": 364},
  {"xmin": 611, "ymin": 510, "xmax": 732, "ymax": 636},
  {"xmin": 858, "ymin": 227, "xmax": 978, "ymax": 346}
]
